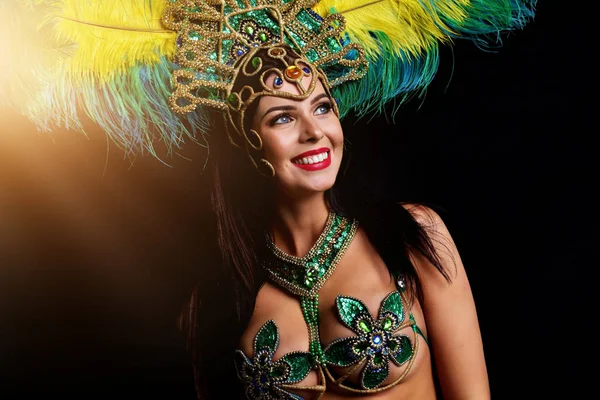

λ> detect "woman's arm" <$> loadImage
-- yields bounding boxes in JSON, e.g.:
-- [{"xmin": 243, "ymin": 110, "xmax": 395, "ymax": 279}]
[{"xmin": 406, "ymin": 204, "xmax": 490, "ymax": 400}]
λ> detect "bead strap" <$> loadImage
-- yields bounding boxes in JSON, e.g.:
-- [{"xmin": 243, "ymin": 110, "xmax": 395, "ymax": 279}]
[{"xmin": 301, "ymin": 295, "xmax": 324, "ymax": 364}]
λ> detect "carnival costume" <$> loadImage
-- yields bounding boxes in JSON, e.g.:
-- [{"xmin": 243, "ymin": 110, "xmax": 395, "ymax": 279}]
[{"xmin": 0, "ymin": 0, "xmax": 536, "ymax": 398}]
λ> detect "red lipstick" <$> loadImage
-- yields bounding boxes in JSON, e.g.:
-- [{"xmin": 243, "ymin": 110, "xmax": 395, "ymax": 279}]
[{"xmin": 291, "ymin": 147, "xmax": 331, "ymax": 171}]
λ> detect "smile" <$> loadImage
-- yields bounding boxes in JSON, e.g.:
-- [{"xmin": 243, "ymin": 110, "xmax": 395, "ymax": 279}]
[{"xmin": 291, "ymin": 147, "xmax": 331, "ymax": 171}]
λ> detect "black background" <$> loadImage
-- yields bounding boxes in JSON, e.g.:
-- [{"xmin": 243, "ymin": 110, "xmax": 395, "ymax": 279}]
[{"xmin": 0, "ymin": 2, "xmax": 593, "ymax": 399}]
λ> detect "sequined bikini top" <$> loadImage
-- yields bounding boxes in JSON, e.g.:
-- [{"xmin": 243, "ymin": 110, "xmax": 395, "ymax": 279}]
[{"xmin": 234, "ymin": 212, "xmax": 428, "ymax": 399}]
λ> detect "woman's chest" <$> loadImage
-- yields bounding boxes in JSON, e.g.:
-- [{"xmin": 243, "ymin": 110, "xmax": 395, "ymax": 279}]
[
  {"xmin": 315, "ymin": 237, "xmax": 432, "ymax": 395},
  {"xmin": 264, "ymin": 233, "xmax": 433, "ymax": 397},
  {"xmin": 246, "ymin": 227, "xmax": 436, "ymax": 399}
]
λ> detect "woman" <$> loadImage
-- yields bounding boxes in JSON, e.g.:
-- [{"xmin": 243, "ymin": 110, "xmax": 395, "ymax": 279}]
[
  {"xmin": 178, "ymin": 45, "xmax": 489, "ymax": 399},
  {"xmin": 1, "ymin": 1, "xmax": 536, "ymax": 398}
]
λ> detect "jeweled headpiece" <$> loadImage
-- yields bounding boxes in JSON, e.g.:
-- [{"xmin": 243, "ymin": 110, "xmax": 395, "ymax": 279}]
[
  {"xmin": 0, "ymin": 0, "xmax": 537, "ymax": 160},
  {"xmin": 163, "ymin": 0, "xmax": 366, "ymax": 114},
  {"xmin": 161, "ymin": 0, "xmax": 366, "ymax": 172}
]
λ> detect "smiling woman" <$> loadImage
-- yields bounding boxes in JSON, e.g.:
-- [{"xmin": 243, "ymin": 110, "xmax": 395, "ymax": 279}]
[
  {"xmin": 177, "ymin": 43, "xmax": 490, "ymax": 399},
  {"xmin": 0, "ymin": 0, "xmax": 538, "ymax": 399},
  {"xmin": 252, "ymin": 76, "xmax": 343, "ymax": 195}
]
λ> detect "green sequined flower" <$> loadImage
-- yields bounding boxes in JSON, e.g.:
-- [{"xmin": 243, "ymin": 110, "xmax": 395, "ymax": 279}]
[
  {"xmin": 234, "ymin": 320, "xmax": 314, "ymax": 399},
  {"xmin": 323, "ymin": 291, "xmax": 414, "ymax": 390}
]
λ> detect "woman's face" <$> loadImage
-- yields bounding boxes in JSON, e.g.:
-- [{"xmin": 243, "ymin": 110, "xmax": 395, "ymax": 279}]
[{"xmin": 251, "ymin": 72, "xmax": 343, "ymax": 198}]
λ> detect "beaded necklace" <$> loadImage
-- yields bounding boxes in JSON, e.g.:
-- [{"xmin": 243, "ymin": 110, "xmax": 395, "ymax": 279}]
[{"xmin": 263, "ymin": 212, "xmax": 359, "ymax": 364}]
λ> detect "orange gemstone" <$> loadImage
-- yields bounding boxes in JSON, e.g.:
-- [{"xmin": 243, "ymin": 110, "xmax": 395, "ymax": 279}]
[{"xmin": 285, "ymin": 65, "xmax": 303, "ymax": 80}]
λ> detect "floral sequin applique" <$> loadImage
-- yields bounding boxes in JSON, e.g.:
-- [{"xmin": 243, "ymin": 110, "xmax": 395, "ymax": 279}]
[
  {"xmin": 323, "ymin": 291, "xmax": 418, "ymax": 390},
  {"xmin": 235, "ymin": 320, "xmax": 320, "ymax": 399}
]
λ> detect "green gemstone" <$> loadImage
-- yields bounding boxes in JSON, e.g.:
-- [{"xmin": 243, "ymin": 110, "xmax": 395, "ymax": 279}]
[
  {"xmin": 228, "ymin": 93, "xmax": 238, "ymax": 106},
  {"xmin": 252, "ymin": 56, "xmax": 261, "ymax": 68},
  {"xmin": 382, "ymin": 317, "xmax": 393, "ymax": 331},
  {"xmin": 188, "ymin": 31, "xmax": 200, "ymax": 41},
  {"xmin": 259, "ymin": 32, "xmax": 267, "ymax": 42},
  {"xmin": 359, "ymin": 320, "xmax": 371, "ymax": 333},
  {"xmin": 184, "ymin": 51, "xmax": 195, "ymax": 61},
  {"xmin": 245, "ymin": 26, "xmax": 254, "ymax": 34}
]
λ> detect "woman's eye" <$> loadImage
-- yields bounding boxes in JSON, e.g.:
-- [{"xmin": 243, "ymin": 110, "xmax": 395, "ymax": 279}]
[
  {"xmin": 271, "ymin": 114, "xmax": 292, "ymax": 125},
  {"xmin": 315, "ymin": 103, "xmax": 332, "ymax": 115}
]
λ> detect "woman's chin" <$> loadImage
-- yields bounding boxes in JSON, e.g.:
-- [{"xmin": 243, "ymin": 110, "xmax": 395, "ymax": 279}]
[
  {"xmin": 297, "ymin": 175, "xmax": 337, "ymax": 195},
  {"xmin": 275, "ymin": 176, "xmax": 335, "ymax": 198}
]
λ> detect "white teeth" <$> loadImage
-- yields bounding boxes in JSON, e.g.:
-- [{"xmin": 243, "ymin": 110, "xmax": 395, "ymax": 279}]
[{"xmin": 293, "ymin": 151, "xmax": 329, "ymax": 165}]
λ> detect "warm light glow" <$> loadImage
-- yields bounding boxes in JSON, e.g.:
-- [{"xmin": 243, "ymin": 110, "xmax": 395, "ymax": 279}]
[{"xmin": 0, "ymin": 108, "xmax": 176, "ymax": 283}]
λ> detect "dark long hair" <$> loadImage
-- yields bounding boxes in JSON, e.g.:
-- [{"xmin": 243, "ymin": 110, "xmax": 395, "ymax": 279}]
[{"xmin": 178, "ymin": 109, "xmax": 451, "ymax": 399}]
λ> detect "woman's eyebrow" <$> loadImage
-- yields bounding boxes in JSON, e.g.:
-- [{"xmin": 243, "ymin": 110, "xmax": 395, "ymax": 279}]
[{"xmin": 310, "ymin": 93, "xmax": 329, "ymax": 105}]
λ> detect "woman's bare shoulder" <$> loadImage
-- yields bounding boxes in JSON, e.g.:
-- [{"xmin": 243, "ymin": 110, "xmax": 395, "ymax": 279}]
[
  {"xmin": 400, "ymin": 202, "xmax": 443, "ymax": 229},
  {"xmin": 400, "ymin": 202, "xmax": 459, "ymax": 280}
]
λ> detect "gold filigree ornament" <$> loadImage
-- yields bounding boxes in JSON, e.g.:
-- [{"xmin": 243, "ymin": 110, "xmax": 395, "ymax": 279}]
[{"xmin": 162, "ymin": 0, "xmax": 368, "ymax": 174}]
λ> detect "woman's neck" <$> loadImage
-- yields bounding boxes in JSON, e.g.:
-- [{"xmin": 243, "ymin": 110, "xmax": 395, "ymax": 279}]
[{"xmin": 270, "ymin": 192, "xmax": 330, "ymax": 257}]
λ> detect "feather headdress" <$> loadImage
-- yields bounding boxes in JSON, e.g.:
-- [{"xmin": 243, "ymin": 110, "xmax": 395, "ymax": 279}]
[{"xmin": 0, "ymin": 0, "xmax": 536, "ymax": 158}]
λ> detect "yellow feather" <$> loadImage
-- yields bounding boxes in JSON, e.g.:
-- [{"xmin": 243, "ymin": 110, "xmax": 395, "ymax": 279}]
[
  {"xmin": 312, "ymin": 0, "xmax": 470, "ymax": 57},
  {"xmin": 48, "ymin": 0, "xmax": 176, "ymax": 84}
]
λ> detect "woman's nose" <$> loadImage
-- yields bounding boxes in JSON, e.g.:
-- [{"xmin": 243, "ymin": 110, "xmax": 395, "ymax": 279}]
[{"xmin": 300, "ymin": 118, "xmax": 324, "ymax": 142}]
